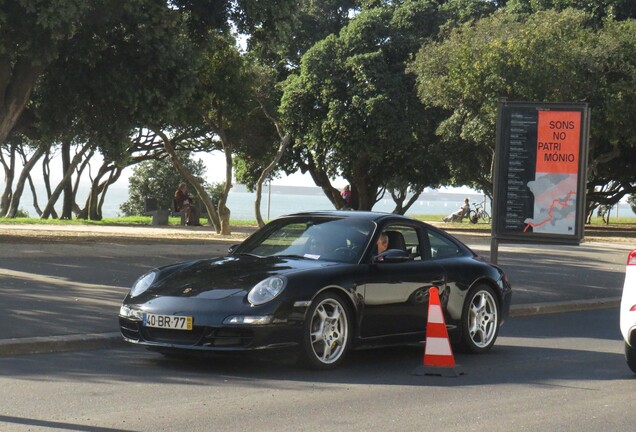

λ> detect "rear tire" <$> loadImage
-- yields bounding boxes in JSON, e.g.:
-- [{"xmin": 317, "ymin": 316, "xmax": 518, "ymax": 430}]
[
  {"xmin": 459, "ymin": 285, "xmax": 500, "ymax": 353},
  {"xmin": 625, "ymin": 342, "xmax": 636, "ymax": 373},
  {"xmin": 299, "ymin": 292, "xmax": 352, "ymax": 370}
]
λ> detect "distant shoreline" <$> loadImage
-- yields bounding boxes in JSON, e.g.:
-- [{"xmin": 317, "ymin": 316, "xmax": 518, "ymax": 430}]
[{"xmin": 233, "ymin": 183, "xmax": 487, "ymax": 201}]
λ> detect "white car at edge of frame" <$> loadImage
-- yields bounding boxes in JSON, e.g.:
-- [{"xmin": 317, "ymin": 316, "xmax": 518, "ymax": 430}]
[{"xmin": 620, "ymin": 249, "xmax": 636, "ymax": 373}]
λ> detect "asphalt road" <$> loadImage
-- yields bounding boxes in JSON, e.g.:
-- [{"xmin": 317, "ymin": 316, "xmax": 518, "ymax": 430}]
[
  {"xmin": 0, "ymin": 242, "xmax": 229, "ymax": 339},
  {"xmin": 0, "ymin": 308, "xmax": 633, "ymax": 432},
  {"xmin": 468, "ymin": 239, "xmax": 631, "ymax": 304}
]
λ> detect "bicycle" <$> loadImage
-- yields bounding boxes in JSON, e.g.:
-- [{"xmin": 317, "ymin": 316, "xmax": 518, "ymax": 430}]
[{"xmin": 469, "ymin": 202, "xmax": 491, "ymax": 224}]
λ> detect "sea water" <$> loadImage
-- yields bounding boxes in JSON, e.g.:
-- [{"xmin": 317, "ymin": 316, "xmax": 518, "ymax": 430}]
[
  {"xmin": 10, "ymin": 182, "xmax": 635, "ymax": 221},
  {"xmin": 12, "ymin": 182, "xmax": 488, "ymax": 219},
  {"xmin": 224, "ymin": 191, "xmax": 482, "ymax": 220}
]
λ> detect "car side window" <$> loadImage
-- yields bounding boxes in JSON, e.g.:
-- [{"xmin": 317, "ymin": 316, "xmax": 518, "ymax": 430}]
[
  {"xmin": 427, "ymin": 230, "xmax": 461, "ymax": 259},
  {"xmin": 382, "ymin": 225, "xmax": 422, "ymax": 261}
]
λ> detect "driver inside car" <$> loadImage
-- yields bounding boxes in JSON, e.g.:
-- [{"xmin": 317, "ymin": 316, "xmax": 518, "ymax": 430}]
[{"xmin": 306, "ymin": 236, "xmax": 328, "ymax": 256}]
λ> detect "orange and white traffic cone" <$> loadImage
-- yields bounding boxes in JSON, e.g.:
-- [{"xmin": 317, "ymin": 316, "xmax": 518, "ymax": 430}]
[{"xmin": 411, "ymin": 286, "xmax": 464, "ymax": 377}]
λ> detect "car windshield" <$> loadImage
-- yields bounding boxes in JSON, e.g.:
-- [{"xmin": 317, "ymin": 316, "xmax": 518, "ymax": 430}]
[{"xmin": 236, "ymin": 216, "xmax": 375, "ymax": 263}]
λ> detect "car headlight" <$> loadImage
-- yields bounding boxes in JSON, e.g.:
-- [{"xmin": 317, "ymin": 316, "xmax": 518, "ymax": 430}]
[
  {"xmin": 247, "ymin": 276, "xmax": 287, "ymax": 306},
  {"xmin": 130, "ymin": 271, "xmax": 157, "ymax": 297}
]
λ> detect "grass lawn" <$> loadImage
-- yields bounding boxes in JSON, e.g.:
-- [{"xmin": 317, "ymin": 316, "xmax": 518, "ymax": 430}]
[{"xmin": 0, "ymin": 216, "xmax": 263, "ymax": 227}]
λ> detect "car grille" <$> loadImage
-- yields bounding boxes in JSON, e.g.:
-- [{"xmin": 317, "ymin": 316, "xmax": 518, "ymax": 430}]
[
  {"xmin": 142, "ymin": 327, "xmax": 205, "ymax": 345},
  {"xmin": 200, "ymin": 328, "xmax": 254, "ymax": 348},
  {"xmin": 119, "ymin": 317, "xmax": 254, "ymax": 348}
]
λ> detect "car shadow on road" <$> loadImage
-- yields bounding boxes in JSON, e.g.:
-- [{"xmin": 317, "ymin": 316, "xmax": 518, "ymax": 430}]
[
  {"xmin": 1, "ymin": 339, "xmax": 631, "ymax": 389},
  {"xmin": 147, "ymin": 340, "xmax": 632, "ymax": 387}
]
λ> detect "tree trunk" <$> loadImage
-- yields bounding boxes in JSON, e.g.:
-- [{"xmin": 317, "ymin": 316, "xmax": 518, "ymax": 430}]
[
  {"xmin": 6, "ymin": 145, "xmax": 46, "ymax": 217},
  {"xmin": 95, "ymin": 167, "xmax": 121, "ymax": 220},
  {"xmin": 82, "ymin": 161, "xmax": 113, "ymax": 221},
  {"xmin": 71, "ymin": 149, "xmax": 94, "ymax": 218},
  {"xmin": 216, "ymin": 127, "xmax": 233, "ymax": 236},
  {"xmin": 41, "ymin": 151, "xmax": 58, "ymax": 219},
  {"xmin": 254, "ymin": 134, "xmax": 291, "ymax": 227},
  {"xmin": 300, "ymin": 153, "xmax": 345, "ymax": 208},
  {"xmin": 26, "ymin": 173, "xmax": 42, "ymax": 216},
  {"xmin": 253, "ymin": 101, "xmax": 292, "ymax": 227},
  {"xmin": 40, "ymin": 144, "xmax": 91, "ymax": 219},
  {"xmin": 155, "ymin": 129, "xmax": 222, "ymax": 233},
  {"xmin": 60, "ymin": 140, "xmax": 74, "ymax": 219},
  {"xmin": 87, "ymin": 167, "xmax": 106, "ymax": 221},
  {"xmin": 0, "ymin": 142, "xmax": 16, "ymax": 216},
  {"xmin": 349, "ymin": 154, "xmax": 380, "ymax": 211},
  {"xmin": 0, "ymin": 58, "xmax": 46, "ymax": 147},
  {"xmin": 78, "ymin": 161, "xmax": 112, "ymax": 220},
  {"xmin": 390, "ymin": 187, "xmax": 422, "ymax": 215},
  {"xmin": 299, "ymin": 150, "xmax": 381, "ymax": 211}
]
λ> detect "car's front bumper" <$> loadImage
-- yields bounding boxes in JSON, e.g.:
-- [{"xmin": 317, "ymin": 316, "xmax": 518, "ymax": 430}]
[{"xmin": 119, "ymin": 316, "xmax": 303, "ymax": 352}]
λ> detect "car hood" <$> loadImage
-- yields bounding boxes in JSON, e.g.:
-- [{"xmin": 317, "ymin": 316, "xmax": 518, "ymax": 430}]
[{"xmin": 142, "ymin": 255, "xmax": 337, "ymax": 300}]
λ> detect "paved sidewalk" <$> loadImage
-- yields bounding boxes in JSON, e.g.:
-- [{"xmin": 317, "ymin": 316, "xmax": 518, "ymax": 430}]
[
  {"xmin": 0, "ymin": 223, "xmax": 629, "ymax": 357},
  {"xmin": 0, "ymin": 223, "xmax": 252, "ymax": 243}
]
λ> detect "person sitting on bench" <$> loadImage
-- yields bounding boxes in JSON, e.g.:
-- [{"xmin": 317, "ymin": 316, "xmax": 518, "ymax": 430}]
[{"xmin": 173, "ymin": 182, "xmax": 201, "ymax": 226}]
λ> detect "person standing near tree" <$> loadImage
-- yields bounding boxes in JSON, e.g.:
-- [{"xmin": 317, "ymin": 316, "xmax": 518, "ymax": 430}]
[
  {"xmin": 174, "ymin": 183, "xmax": 200, "ymax": 226},
  {"xmin": 341, "ymin": 185, "xmax": 351, "ymax": 209}
]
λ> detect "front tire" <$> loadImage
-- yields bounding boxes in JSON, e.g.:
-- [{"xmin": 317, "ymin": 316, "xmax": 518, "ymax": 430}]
[
  {"xmin": 625, "ymin": 342, "xmax": 636, "ymax": 373},
  {"xmin": 300, "ymin": 292, "xmax": 352, "ymax": 370},
  {"xmin": 459, "ymin": 285, "xmax": 500, "ymax": 353}
]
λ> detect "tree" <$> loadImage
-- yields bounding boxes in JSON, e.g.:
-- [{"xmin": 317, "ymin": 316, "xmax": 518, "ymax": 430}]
[
  {"xmin": 280, "ymin": 2, "xmax": 449, "ymax": 211},
  {"xmin": 233, "ymin": 63, "xmax": 289, "ymax": 227},
  {"xmin": 1, "ymin": 138, "xmax": 48, "ymax": 218},
  {"xmin": 119, "ymin": 154, "xmax": 215, "ymax": 217},
  {"xmin": 506, "ymin": 0, "xmax": 636, "ymax": 23},
  {"xmin": 410, "ymin": 9, "xmax": 636, "ymax": 212},
  {"xmin": 235, "ymin": 0, "xmax": 359, "ymax": 225},
  {"xmin": 148, "ymin": 33, "xmax": 257, "ymax": 235},
  {"xmin": 0, "ymin": 1, "xmax": 92, "ymax": 148},
  {"xmin": 1, "ymin": 1, "xmax": 290, "ymax": 221},
  {"xmin": 1, "ymin": 1, "xmax": 205, "ymax": 219}
]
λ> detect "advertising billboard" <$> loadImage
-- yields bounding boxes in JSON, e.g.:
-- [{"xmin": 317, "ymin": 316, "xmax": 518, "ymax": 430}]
[{"xmin": 492, "ymin": 101, "xmax": 590, "ymax": 244}]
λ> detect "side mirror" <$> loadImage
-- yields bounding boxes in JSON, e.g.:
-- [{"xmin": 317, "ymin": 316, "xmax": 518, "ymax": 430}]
[
  {"xmin": 228, "ymin": 244, "xmax": 240, "ymax": 254},
  {"xmin": 373, "ymin": 249, "xmax": 410, "ymax": 263}
]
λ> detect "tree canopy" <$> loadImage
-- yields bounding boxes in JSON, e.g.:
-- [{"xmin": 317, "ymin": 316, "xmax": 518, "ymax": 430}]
[
  {"xmin": 280, "ymin": 2, "xmax": 451, "ymax": 211},
  {"xmin": 410, "ymin": 7, "xmax": 636, "ymax": 208}
]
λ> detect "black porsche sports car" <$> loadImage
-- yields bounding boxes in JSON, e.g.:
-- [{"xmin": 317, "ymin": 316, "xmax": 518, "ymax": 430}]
[{"xmin": 119, "ymin": 211, "xmax": 512, "ymax": 369}]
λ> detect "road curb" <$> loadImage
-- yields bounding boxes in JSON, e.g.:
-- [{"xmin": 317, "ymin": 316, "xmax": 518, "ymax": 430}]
[
  {"xmin": 509, "ymin": 297, "xmax": 620, "ymax": 317},
  {"xmin": 0, "ymin": 298, "xmax": 622, "ymax": 357},
  {"xmin": 0, "ymin": 332, "xmax": 125, "ymax": 357}
]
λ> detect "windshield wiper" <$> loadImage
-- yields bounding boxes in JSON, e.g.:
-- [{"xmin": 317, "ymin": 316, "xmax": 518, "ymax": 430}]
[{"xmin": 274, "ymin": 254, "xmax": 310, "ymax": 259}]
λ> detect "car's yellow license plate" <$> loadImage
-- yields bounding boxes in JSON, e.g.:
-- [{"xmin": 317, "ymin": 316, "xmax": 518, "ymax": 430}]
[{"xmin": 143, "ymin": 313, "xmax": 192, "ymax": 330}]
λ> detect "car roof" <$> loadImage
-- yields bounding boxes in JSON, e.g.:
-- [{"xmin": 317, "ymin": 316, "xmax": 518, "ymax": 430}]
[{"xmin": 280, "ymin": 210, "xmax": 422, "ymax": 224}]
